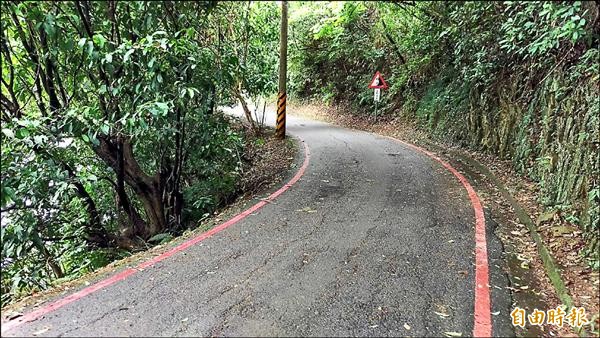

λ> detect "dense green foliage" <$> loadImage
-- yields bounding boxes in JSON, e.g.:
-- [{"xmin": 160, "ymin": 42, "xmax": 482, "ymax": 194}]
[
  {"xmin": 1, "ymin": 1, "xmax": 279, "ymax": 305},
  {"xmin": 289, "ymin": 1, "xmax": 599, "ymax": 266}
]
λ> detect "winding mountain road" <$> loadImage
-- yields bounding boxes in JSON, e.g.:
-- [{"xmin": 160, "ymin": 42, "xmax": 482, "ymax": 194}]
[{"xmin": 2, "ymin": 110, "xmax": 514, "ymax": 337}]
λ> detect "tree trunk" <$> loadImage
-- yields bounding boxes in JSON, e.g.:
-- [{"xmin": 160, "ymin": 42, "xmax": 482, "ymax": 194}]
[
  {"xmin": 234, "ymin": 87, "xmax": 259, "ymax": 134},
  {"xmin": 95, "ymin": 137, "xmax": 167, "ymax": 240},
  {"xmin": 381, "ymin": 19, "xmax": 406, "ymax": 65}
]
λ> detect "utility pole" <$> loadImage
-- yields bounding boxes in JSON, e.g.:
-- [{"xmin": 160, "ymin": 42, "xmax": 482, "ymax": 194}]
[{"xmin": 276, "ymin": 0, "xmax": 288, "ymax": 139}]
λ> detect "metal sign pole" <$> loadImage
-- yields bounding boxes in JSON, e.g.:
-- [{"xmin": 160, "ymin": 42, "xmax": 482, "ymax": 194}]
[{"xmin": 373, "ymin": 88, "xmax": 381, "ymax": 121}]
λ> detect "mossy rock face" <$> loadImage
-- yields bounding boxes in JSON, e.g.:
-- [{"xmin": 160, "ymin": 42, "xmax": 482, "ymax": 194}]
[{"xmin": 417, "ymin": 50, "xmax": 599, "ymax": 266}]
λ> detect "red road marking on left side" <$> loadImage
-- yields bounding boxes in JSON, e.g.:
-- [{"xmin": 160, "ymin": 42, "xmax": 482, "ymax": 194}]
[
  {"xmin": 1, "ymin": 141, "xmax": 311, "ymax": 334},
  {"xmin": 384, "ymin": 136, "xmax": 492, "ymax": 337}
]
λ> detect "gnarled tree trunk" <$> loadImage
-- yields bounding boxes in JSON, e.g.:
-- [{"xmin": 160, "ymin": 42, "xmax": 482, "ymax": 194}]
[{"xmin": 95, "ymin": 137, "xmax": 168, "ymax": 241}]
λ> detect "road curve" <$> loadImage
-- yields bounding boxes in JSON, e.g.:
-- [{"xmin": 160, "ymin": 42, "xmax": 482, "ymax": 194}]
[{"xmin": 3, "ymin": 111, "xmax": 513, "ymax": 337}]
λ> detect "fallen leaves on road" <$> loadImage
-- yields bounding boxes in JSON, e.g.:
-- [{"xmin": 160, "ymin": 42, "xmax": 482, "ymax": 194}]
[
  {"xmin": 296, "ymin": 206, "xmax": 317, "ymax": 213},
  {"xmin": 434, "ymin": 311, "xmax": 450, "ymax": 318},
  {"xmin": 32, "ymin": 327, "xmax": 50, "ymax": 336},
  {"xmin": 443, "ymin": 331, "xmax": 462, "ymax": 337}
]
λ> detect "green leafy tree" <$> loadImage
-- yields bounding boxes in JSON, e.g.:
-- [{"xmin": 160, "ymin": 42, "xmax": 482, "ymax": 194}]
[
  {"xmin": 212, "ymin": 2, "xmax": 280, "ymax": 134},
  {"xmin": 0, "ymin": 1, "xmax": 251, "ymax": 304}
]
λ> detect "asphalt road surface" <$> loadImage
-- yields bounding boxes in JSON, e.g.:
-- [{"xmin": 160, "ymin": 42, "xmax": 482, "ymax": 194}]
[{"xmin": 4, "ymin": 110, "xmax": 514, "ymax": 337}]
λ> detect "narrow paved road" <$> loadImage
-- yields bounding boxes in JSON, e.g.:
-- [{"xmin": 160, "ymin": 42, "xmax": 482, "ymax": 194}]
[{"xmin": 4, "ymin": 111, "xmax": 513, "ymax": 337}]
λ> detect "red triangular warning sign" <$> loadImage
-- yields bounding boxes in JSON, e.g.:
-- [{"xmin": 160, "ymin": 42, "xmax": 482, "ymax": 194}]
[{"xmin": 368, "ymin": 71, "xmax": 388, "ymax": 89}]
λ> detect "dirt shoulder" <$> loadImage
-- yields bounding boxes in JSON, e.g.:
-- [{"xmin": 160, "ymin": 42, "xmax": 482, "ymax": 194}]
[
  {"xmin": 1, "ymin": 122, "xmax": 299, "ymax": 321},
  {"xmin": 289, "ymin": 101, "xmax": 599, "ymax": 337}
]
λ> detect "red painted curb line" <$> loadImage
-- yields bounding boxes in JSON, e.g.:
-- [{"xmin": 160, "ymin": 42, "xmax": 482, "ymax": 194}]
[
  {"xmin": 384, "ymin": 136, "xmax": 492, "ymax": 338},
  {"xmin": 1, "ymin": 141, "xmax": 311, "ymax": 334}
]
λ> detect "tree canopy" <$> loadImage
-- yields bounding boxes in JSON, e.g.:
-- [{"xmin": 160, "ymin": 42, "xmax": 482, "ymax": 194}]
[{"xmin": 1, "ymin": 1, "xmax": 279, "ymax": 305}]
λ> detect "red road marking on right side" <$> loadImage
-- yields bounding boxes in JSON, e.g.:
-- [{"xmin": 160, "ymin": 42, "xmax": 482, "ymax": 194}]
[{"xmin": 384, "ymin": 136, "xmax": 492, "ymax": 338}]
